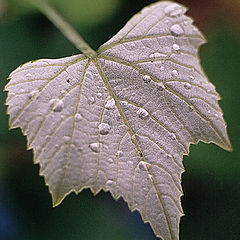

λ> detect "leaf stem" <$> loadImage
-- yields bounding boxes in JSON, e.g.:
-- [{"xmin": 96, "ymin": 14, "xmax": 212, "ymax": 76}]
[{"xmin": 31, "ymin": 0, "xmax": 97, "ymax": 57}]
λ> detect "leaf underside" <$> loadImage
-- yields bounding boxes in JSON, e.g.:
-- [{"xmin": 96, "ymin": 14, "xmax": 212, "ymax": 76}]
[{"xmin": 5, "ymin": 2, "xmax": 231, "ymax": 240}]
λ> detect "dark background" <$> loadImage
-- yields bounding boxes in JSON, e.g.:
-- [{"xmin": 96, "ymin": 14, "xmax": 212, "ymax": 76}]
[{"xmin": 0, "ymin": 0, "xmax": 240, "ymax": 239}]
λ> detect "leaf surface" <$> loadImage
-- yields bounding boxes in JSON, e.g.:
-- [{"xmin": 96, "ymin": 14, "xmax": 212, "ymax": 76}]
[{"xmin": 5, "ymin": 2, "xmax": 231, "ymax": 240}]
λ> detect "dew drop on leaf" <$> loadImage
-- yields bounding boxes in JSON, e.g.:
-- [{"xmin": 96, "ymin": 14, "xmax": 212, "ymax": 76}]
[
  {"xmin": 188, "ymin": 105, "xmax": 194, "ymax": 112},
  {"xmin": 25, "ymin": 73, "xmax": 32, "ymax": 78},
  {"xmin": 137, "ymin": 108, "xmax": 149, "ymax": 120},
  {"xmin": 75, "ymin": 113, "xmax": 82, "ymax": 122},
  {"xmin": 88, "ymin": 96, "xmax": 95, "ymax": 104},
  {"xmin": 45, "ymin": 135, "xmax": 50, "ymax": 141},
  {"xmin": 106, "ymin": 180, "xmax": 114, "ymax": 187},
  {"xmin": 52, "ymin": 99, "xmax": 64, "ymax": 112},
  {"xmin": 171, "ymin": 69, "xmax": 178, "ymax": 77},
  {"xmin": 105, "ymin": 98, "xmax": 115, "ymax": 110},
  {"xmin": 157, "ymin": 82, "xmax": 165, "ymax": 91},
  {"xmin": 98, "ymin": 123, "xmax": 111, "ymax": 135},
  {"xmin": 143, "ymin": 75, "xmax": 151, "ymax": 83},
  {"xmin": 117, "ymin": 150, "xmax": 123, "ymax": 157},
  {"xmin": 139, "ymin": 161, "xmax": 148, "ymax": 171},
  {"xmin": 170, "ymin": 24, "xmax": 184, "ymax": 36},
  {"xmin": 108, "ymin": 158, "xmax": 113, "ymax": 164},
  {"xmin": 170, "ymin": 133, "xmax": 177, "ymax": 140},
  {"xmin": 172, "ymin": 44, "xmax": 180, "ymax": 51},
  {"xmin": 89, "ymin": 143, "xmax": 99, "ymax": 153},
  {"xmin": 85, "ymin": 71, "xmax": 92, "ymax": 79},
  {"xmin": 28, "ymin": 90, "xmax": 38, "ymax": 99},
  {"xmin": 184, "ymin": 82, "xmax": 192, "ymax": 90}
]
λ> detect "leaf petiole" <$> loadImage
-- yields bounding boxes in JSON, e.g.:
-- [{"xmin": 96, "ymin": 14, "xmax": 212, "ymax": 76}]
[{"xmin": 31, "ymin": 0, "xmax": 97, "ymax": 58}]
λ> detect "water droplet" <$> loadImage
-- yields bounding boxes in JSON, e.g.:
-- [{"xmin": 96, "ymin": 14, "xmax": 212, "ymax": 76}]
[
  {"xmin": 106, "ymin": 180, "xmax": 114, "ymax": 187},
  {"xmin": 189, "ymin": 75, "xmax": 194, "ymax": 80},
  {"xmin": 108, "ymin": 158, "xmax": 114, "ymax": 164},
  {"xmin": 188, "ymin": 105, "xmax": 194, "ymax": 112},
  {"xmin": 19, "ymin": 89, "xmax": 24, "ymax": 93},
  {"xmin": 63, "ymin": 136, "xmax": 71, "ymax": 143},
  {"xmin": 157, "ymin": 82, "xmax": 165, "ymax": 91},
  {"xmin": 137, "ymin": 108, "xmax": 149, "ymax": 120},
  {"xmin": 53, "ymin": 99, "xmax": 64, "ymax": 112},
  {"xmin": 75, "ymin": 113, "xmax": 82, "ymax": 122},
  {"xmin": 117, "ymin": 150, "xmax": 123, "ymax": 157},
  {"xmin": 160, "ymin": 66, "xmax": 165, "ymax": 71},
  {"xmin": 85, "ymin": 71, "xmax": 92, "ymax": 79},
  {"xmin": 207, "ymin": 89, "xmax": 211, "ymax": 93},
  {"xmin": 139, "ymin": 161, "xmax": 148, "ymax": 171},
  {"xmin": 170, "ymin": 24, "xmax": 184, "ymax": 36},
  {"xmin": 98, "ymin": 123, "xmax": 111, "ymax": 135},
  {"xmin": 164, "ymin": 4, "xmax": 183, "ymax": 17},
  {"xmin": 89, "ymin": 143, "xmax": 99, "ymax": 153},
  {"xmin": 105, "ymin": 98, "xmax": 115, "ymax": 110},
  {"xmin": 172, "ymin": 44, "xmax": 180, "ymax": 51},
  {"xmin": 45, "ymin": 135, "xmax": 51, "ymax": 141},
  {"xmin": 88, "ymin": 96, "xmax": 95, "ymax": 104},
  {"xmin": 170, "ymin": 133, "xmax": 176, "ymax": 140},
  {"xmin": 150, "ymin": 52, "xmax": 162, "ymax": 59},
  {"xmin": 184, "ymin": 83, "xmax": 192, "ymax": 90},
  {"xmin": 143, "ymin": 75, "xmax": 151, "ymax": 83},
  {"xmin": 97, "ymin": 93, "xmax": 102, "ymax": 99},
  {"xmin": 166, "ymin": 154, "xmax": 172, "ymax": 159},
  {"xmin": 26, "ymin": 73, "xmax": 32, "ymax": 78},
  {"xmin": 207, "ymin": 110, "xmax": 211, "ymax": 114},
  {"xmin": 171, "ymin": 70, "xmax": 178, "ymax": 77},
  {"xmin": 28, "ymin": 90, "xmax": 38, "ymax": 99}
]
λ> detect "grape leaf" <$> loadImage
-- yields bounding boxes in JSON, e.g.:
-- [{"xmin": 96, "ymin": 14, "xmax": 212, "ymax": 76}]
[{"xmin": 5, "ymin": 1, "xmax": 232, "ymax": 240}]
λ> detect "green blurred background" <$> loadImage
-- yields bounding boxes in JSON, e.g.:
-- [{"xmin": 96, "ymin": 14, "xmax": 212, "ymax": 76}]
[{"xmin": 0, "ymin": 0, "xmax": 240, "ymax": 239}]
